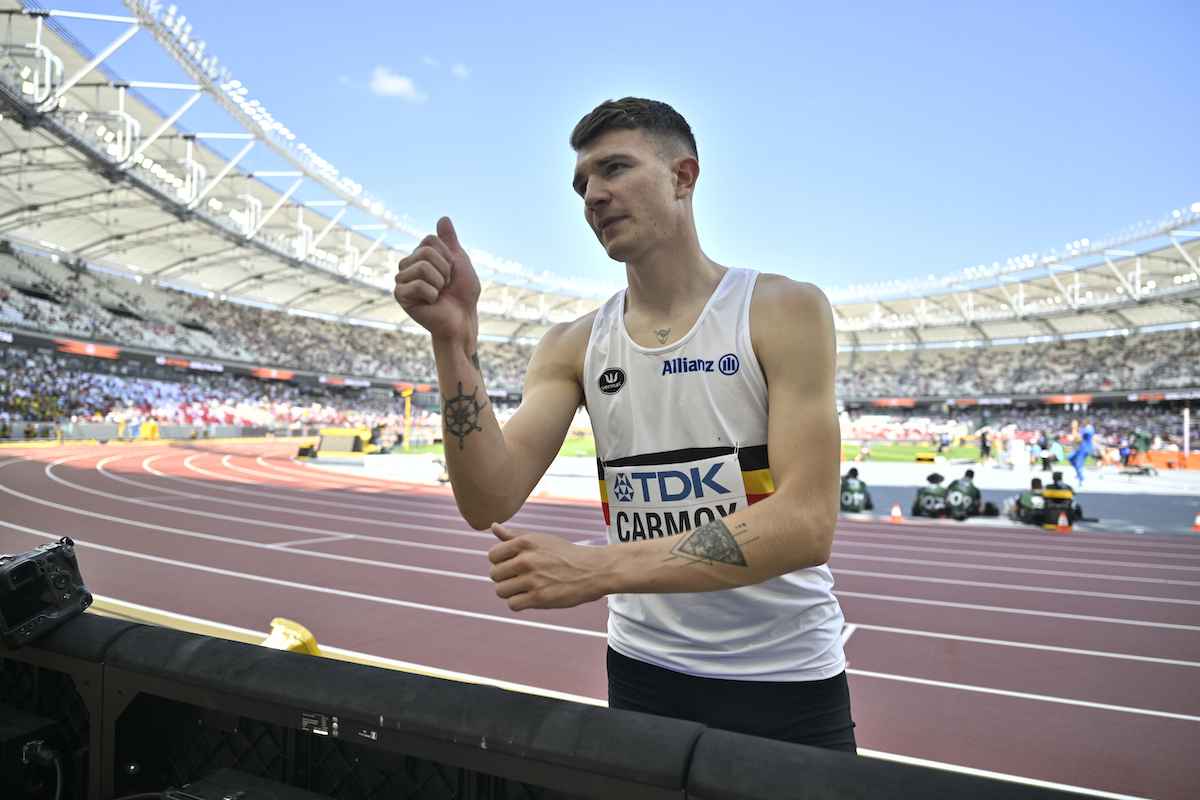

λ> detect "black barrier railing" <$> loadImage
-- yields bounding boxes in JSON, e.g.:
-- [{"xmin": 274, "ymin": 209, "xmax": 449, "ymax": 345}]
[{"xmin": 0, "ymin": 614, "xmax": 1088, "ymax": 799}]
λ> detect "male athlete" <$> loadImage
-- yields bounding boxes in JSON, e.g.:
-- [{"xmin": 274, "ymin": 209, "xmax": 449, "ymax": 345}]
[{"xmin": 392, "ymin": 98, "xmax": 853, "ymax": 750}]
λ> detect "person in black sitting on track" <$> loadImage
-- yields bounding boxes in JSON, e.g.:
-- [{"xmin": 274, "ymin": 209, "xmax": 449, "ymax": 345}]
[{"xmin": 839, "ymin": 467, "xmax": 874, "ymax": 513}]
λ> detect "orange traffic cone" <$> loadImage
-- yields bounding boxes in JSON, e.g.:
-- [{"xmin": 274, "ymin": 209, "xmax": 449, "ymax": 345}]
[
  {"xmin": 1055, "ymin": 512, "xmax": 1071, "ymax": 533},
  {"xmin": 1192, "ymin": 513, "xmax": 1200, "ymax": 533},
  {"xmin": 889, "ymin": 503, "xmax": 904, "ymax": 524}
]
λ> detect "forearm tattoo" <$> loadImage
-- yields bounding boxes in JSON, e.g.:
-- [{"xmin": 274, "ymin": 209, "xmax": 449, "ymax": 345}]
[
  {"xmin": 667, "ymin": 518, "xmax": 753, "ymax": 567},
  {"xmin": 443, "ymin": 381, "xmax": 485, "ymax": 449}
]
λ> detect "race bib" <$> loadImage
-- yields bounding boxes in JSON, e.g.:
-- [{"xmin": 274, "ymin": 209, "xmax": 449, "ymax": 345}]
[{"xmin": 604, "ymin": 452, "xmax": 747, "ymax": 543}]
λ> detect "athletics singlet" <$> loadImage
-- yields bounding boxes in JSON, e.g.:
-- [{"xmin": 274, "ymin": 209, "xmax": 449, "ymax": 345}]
[{"xmin": 582, "ymin": 268, "xmax": 847, "ymax": 681}]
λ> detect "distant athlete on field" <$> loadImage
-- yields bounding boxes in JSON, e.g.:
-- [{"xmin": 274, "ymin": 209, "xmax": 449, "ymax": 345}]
[{"xmin": 1068, "ymin": 419, "xmax": 1095, "ymax": 484}]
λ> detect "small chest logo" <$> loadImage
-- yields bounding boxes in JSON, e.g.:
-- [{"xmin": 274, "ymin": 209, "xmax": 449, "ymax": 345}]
[
  {"xmin": 612, "ymin": 473, "xmax": 635, "ymax": 502},
  {"xmin": 718, "ymin": 353, "xmax": 740, "ymax": 376},
  {"xmin": 598, "ymin": 367, "xmax": 626, "ymax": 395}
]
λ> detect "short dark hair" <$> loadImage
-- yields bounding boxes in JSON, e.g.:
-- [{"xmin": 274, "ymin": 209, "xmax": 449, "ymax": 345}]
[
  {"xmin": 570, "ymin": 97, "xmax": 697, "ymax": 160},
  {"xmin": 847, "ymin": 468, "xmax": 859, "ymax": 479},
  {"xmin": 1031, "ymin": 478, "xmax": 1043, "ymax": 490},
  {"xmin": 964, "ymin": 469, "xmax": 975, "ymax": 479}
]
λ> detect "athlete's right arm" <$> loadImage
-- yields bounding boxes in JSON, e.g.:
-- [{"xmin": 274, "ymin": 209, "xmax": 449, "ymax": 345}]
[{"xmin": 393, "ymin": 216, "xmax": 584, "ymax": 529}]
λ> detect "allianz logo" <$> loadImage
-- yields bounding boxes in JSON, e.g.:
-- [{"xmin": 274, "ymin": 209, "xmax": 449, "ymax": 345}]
[{"xmin": 661, "ymin": 353, "xmax": 740, "ymax": 376}]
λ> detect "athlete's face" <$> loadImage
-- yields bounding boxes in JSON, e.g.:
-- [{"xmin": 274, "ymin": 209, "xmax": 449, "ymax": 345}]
[{"xmin": 572, "ymin": 129, "xmax": 689, "ymax": 263}]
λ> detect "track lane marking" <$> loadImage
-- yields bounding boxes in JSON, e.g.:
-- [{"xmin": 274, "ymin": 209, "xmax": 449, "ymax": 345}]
[
  {"xmin": 6, "ymin": 457, "xmax": 1197, "ymax": 634},
  {"xmin": 846, "ymin": 623, "xmax": 1200, "ymax": 668},
  {"xmin": 157, "ymin": 453, "xmax": 594, "ymax": 536},
  {"xmin": 6, "ymin": 457, "xmax": 500, "ymax": 583},
  {"xmin": 847, "ymin": 668, "xmax": 1200, "ymax": 723},
  {"xmin": 4, "ymin": 515, "xmax": 1192, "ymax": 728},
  {"xmin": 839, "ymin": 591, "xmax": 1200, "ymax": 631},
  {"xmin": 837, "ymin": 527, "xmax": 1200, "ymax": 560},
  {"xmin": 269, "ymin": 534, "xmax": 354, "ymax": 548},
  {"xmin": 0, "ymin": 519, "xmax": 605, "ymax": 638},
  {"xmin": 837, "ymin": 540, "xmax": 1200, "ymax": 572},
  {"xmin": 836, "ymin": 568, "xmax": 1200, "ymax": 607},
  {"xmin": 832, "ymin": 552, "xmax": 1200, "ymax": 587}
]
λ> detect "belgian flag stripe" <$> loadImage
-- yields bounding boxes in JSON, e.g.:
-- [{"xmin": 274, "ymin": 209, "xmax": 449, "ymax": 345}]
[{"xmin": 742, "ymin": 468, "xmax": 775, "ymax": 495}]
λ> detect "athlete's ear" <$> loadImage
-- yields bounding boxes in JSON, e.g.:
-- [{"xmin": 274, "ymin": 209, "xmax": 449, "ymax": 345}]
[{"xmin": 673, "ymin": 155, "xmax": 699, "ymax": 199}]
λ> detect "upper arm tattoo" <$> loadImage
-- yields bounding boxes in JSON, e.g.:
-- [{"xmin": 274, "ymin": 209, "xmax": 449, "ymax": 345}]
[
  {"xmin": 667, "ymin": 518, "xmax": 754, "ymax": 567},
  {"xmin": 443, "ymin": 381, "xmax": 486, "ymax": 449}
]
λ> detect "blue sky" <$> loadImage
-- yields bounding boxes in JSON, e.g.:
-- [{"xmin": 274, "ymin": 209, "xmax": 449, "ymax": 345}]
[{"xmin": 54, "ymin": 1, "xmax": 1200, "ymax": 298}]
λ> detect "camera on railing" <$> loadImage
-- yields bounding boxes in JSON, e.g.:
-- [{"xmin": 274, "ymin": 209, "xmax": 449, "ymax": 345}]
[{"xmin": 0, "ymin": 537, "xmax": 92, "ymax": 649}]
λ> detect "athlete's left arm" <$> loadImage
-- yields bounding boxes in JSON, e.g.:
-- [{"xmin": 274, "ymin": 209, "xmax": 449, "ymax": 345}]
[{"xmin": 487, "ymin": 277, "xmax": 841, "ymax": 610}]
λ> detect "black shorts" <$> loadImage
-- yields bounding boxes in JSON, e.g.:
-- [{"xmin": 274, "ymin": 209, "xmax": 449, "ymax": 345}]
[{"xmin": 607, "ymin": 647, "xmax": 856, "ymax": 752}]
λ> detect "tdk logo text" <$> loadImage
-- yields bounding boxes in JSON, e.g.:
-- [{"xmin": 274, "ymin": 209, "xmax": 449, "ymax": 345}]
[
  {"xmin": 661, "ymin": 354, "xmax": 740, "ymax": 376},
  {"xmin": 613, "ymin": 464, "xmax": 730, "ymax": 502}
]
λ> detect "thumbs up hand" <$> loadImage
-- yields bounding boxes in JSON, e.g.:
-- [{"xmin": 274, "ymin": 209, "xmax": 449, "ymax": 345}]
[{"xmin": 393, "ymin": 216, "xmax": 482, "ymax": 343}]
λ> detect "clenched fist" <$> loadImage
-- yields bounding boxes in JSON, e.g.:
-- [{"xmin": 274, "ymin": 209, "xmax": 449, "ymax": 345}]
[{"xmin": 393, "ymin": 216, "xmax": 481, "ymax": 342}]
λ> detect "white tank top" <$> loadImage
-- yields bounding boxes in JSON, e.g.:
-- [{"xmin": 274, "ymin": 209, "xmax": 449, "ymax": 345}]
[{"xmin": 582, "ymin": 267, "xmax": 846, "ymax": 681}]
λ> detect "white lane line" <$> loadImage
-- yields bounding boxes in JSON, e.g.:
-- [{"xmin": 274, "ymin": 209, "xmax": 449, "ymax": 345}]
[
  {"xmin": 84, "ymin": 454, "xmax": 501, "ymax": 548},
  {"xmin": 832, "ymin": 551, "xmax": 1200, "ymax": 587},
  {"xmin": 129, "ymin": 459, "xmax": 1200, "ymax": 608},
  {"xmin": 0, "ymin": 519, "xmax": 606, "ymax": 639},
  {"xmin": 269, "ymin": 534, "xmax": 354, "ymax": 548},
  {"xmin": 840, "ymin": 623, "xmax": 857, "ymax": 645},
  {"xmin": 87, "ymin": 595, "xmax": 606, "ymax": 706},
  {"xmin": 7, "ymin": 457, "xmax": 1196, "ymax": 634},
  {"xmin": 0, "ymin": 517, "xmax": 1195, "ymax": 731},
  {"xmin": 856, "ymin": 749, "xmax": 1147, "ymax": 800},
  {"xmin": 3, "ymin": 516, "xmax": 1190, "ymax": 730},
  {"xmin": 837, "ymin": 540, "xmax": 1200, "ymax": 572},
  {"xmin": 838, "ymin": 527, "xmax": 1200, "ymax": 560},
  {"xmin": 836, "ymin": 568, "xmax": 1200, "ymax": 607},
  {"xmin": 223, "ymin": 453, "xmax": 302, "ymax": 482},
  {"xmin": 252, "ymin": 452, "xmax": 601, "ymax": 525},
  {"xmin": 840, "ymin": 513, "xmax": 1198, "ymax": 551},
  {"xmin": 136, "ymin": 454, "xmax": 505, "ymax": 540},
  {"xmin": 846, "ymin": 668, "xmax": 1200, "ymax": 723},
  {"xmin": 839, "ymin": 591, "xmax": 1200, "ymax": 631},
  {"xmin": 847, "ymin": 623, "xmax": 1200, "ymax": 668},
  {"xmin": 168, "ymin": 453, "xmax": 588, "ymax": 537},
  {"xmin": 2, "ymin": 457, "xmax": 495, "ymax": 583}
]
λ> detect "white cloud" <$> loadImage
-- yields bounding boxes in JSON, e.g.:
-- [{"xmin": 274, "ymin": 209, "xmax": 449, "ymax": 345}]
[
  {"xmin": 421, "ymin": 55, "xmax": 441, "ymax": 67},
  {"xmin": 369, "ymin": 66, "xmax": 427, "ymax": 102},
  {"xmin": 450, "ymin": 63, "xmax": 470, "ymax": 80}
]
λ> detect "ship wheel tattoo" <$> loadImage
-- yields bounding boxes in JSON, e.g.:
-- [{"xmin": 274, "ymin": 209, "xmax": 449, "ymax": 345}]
[{"xmin": 444, "ymin": 381, "xmax": 485, "ymax": 449}]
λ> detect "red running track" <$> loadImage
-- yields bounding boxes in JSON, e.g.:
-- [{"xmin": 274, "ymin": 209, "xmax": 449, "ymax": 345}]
[{"xmin": 2, "ymin": 441, "xmax": 1199, "ymax": 799}]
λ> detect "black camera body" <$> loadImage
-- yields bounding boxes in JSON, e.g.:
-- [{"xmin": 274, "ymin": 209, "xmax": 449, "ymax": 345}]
[{"xmin": 0, "ymin": 537, "xmax": 92, "ymax": 649}]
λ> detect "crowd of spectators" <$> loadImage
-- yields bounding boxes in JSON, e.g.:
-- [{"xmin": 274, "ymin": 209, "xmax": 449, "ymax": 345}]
[
  {"xmin": 0, "ymin": 348, "xmax": 446, "ymax": 441},
  {"xmin": 837, "ymin": 331, "xmax": 1200, "ymax": 398},
  {"xmin": 3, "ymin": 244, "xmax": 1200, "ymax": 441},
  {"xmin": 0, "ymin": 249, "xmax": 533, "ymax": 391}
]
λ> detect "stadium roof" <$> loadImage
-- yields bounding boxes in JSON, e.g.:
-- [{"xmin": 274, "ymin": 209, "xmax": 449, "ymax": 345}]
[{"xmin": 0, "ymin": 0, "xmax": 1197, "ymax": 348}]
